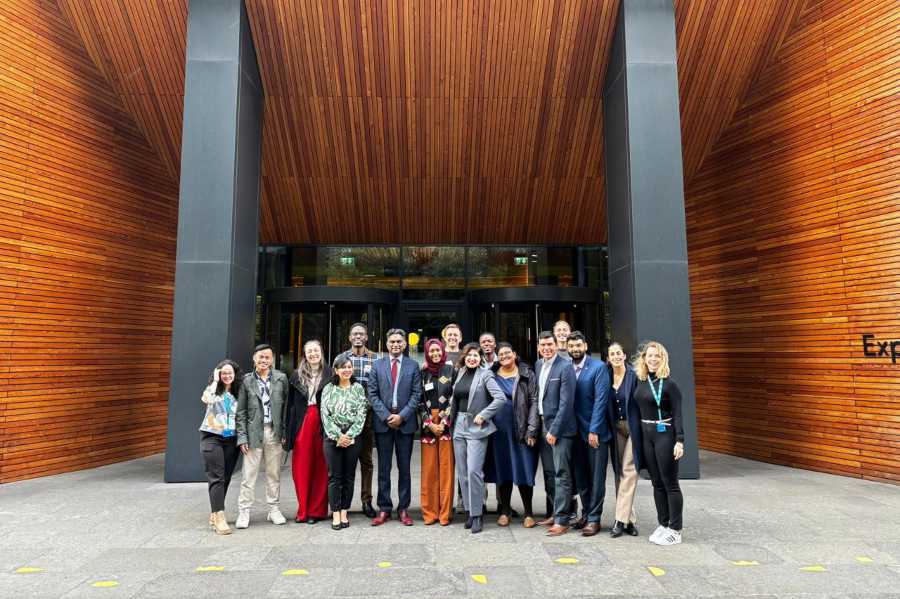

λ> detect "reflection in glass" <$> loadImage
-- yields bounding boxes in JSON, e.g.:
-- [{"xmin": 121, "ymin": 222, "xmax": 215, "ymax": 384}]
[
  {"xmin": 402, "ymin": 246, "xmax": 466, "ymax": 299},
  {"xmin": 467, "ymin": 247, "xmax": 537, "ymax": 288}
]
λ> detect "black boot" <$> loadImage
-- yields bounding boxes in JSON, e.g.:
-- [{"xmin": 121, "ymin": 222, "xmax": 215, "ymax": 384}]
[
  {"xmin": 362, "ymin": 501, "xmax": 376, "ymax": 518},
  {"xmin": 471, "ymin": 516, "xmax": 483, "ymax": 534},
  {"xmin": 610, "ymin": 521, "xmax": 625, "ymax": 538},
  {"xmin": 464, "ymin": 512, "xmax": 473, "ymax": 529}
]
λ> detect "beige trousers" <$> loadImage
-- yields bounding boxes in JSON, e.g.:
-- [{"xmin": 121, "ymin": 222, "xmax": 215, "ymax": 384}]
[
  {"xmin": 238, "ymin": 424, "xmax": 284, "ymax": 511},
  {"xmin": 614, "ymin": 420, "xmax": 638, "ymax": 524}
]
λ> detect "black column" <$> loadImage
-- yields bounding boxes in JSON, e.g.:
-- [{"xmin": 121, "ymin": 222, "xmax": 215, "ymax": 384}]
[
  {"xmin": 165, "ymin": 0, "xmax": 264, "ymax": 482},
  {"xmin": 602, "ymin": 0, "xmax": 699, "ymax": 477}
]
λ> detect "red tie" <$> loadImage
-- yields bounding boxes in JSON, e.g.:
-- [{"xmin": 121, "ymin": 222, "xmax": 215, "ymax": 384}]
[{"xmin": 391, "ymin": 359, "xmax": 399, "ymax": 387}]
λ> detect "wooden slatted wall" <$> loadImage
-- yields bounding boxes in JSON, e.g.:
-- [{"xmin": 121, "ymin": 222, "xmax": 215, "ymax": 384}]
[
  {"xmin": 0, "ymin": 1, "xmax": 179, "ymax": 482},
  {"xmin": 686, "ymin": 0, "xmax": 900, "ymax": 484}
]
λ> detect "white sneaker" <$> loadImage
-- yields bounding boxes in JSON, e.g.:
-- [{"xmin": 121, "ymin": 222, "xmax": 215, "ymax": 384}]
[
  {"xmin": 649, "ymin": 525, "xmax": 667, "ymax": 543},
  {"xmin": 235, "ymin": 510, "xmax": 250, "ymax": 529},
  {"xmin": 267, "ymin": 508, "xmax": 287, "ymax": 525},
  {"xmin": 655, "ymin": 528, "xmax": 682, "ymax": 546}
]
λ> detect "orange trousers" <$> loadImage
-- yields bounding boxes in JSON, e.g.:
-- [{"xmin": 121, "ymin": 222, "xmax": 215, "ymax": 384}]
[{"xmin": 420, "ymin": 410, "xmax": 455, "ymax": 524}]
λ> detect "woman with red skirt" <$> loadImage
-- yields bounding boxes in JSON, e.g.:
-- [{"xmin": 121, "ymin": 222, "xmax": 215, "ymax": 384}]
[{"xmin": 285, "ymin": 339, "xmax": 332, "ymax": 524}]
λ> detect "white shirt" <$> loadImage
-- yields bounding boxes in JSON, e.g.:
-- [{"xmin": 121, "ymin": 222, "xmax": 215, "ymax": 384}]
[
  {"xmin": 538, "ymin": 355, "xmax": 557, "ymax": 416},
  {"xmin": 573, "ymin": 357, "xmax": 586, "ymax": 380}
]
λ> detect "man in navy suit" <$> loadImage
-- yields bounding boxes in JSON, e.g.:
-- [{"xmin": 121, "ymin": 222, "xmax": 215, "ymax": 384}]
[
  {"xmin": 367, "ymin": 328, "xmax": 422, "ymax": 526},
  {"xmin": 534, "ymin": 331, "xmax": 577, "ymax": 536},
  {"xmin": 567, "ymin": 331, "xmax": 612, "ymax": 537}
]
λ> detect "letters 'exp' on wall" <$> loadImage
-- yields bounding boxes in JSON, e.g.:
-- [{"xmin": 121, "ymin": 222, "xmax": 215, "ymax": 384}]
[{"xmin": 684, "ymin": 0, "xmax": 900, "ymax": 484}]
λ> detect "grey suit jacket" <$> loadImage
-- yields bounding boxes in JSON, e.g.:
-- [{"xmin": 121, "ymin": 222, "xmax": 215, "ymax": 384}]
[{"xmin": 449, "ymin": 368, "xmax": 508, "ymax": 439}]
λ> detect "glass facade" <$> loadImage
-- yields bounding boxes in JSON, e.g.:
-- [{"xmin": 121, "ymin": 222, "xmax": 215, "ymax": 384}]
[{"xmin": 260, "ymin": 245, "xmax": 603, "ymax": 293}]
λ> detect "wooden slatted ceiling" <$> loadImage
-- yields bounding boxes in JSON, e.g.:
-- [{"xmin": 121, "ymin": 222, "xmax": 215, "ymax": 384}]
[
  {"xmin": 0, "ymin": 1, "xmax": 178, "ymax": 482},
  {"xmin": 57, "ymin": 1, "xmax": 797, "ymax": 245},
  {"xmin": 685, "ymin": 0, "xmax": 900, "ymax": 484},
  {"xmin": 249, "ymin": 0, "xmax": 616, "ymax": 244}
]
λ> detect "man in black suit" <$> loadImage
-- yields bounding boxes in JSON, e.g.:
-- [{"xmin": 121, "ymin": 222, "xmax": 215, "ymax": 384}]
[
  {"xmin": 534, "ymin": 331, "xmax": 577, "ymax": 536},
  {"xmin": 367, "ymin": 328, "xmax": 422, "ymax": 526}
]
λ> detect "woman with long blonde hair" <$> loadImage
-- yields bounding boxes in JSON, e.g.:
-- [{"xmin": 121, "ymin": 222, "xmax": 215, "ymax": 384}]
[{"xmin": 632, "ymin": 341, "xmax": 685, "ymax": 546}]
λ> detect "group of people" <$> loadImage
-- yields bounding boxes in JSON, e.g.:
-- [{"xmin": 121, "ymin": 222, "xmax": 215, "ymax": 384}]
[{"xmin": 198, "ymin": 320, "xmax": 687, "ymax": 546}]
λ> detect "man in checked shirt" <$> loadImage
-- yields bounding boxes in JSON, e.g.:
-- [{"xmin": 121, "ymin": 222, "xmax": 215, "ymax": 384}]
[{"xmin": 334, "ymin": 323, "xmax": 380, "ymax": 518}]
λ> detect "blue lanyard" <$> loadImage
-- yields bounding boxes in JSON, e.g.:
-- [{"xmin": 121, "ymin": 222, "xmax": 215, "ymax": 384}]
[{"xmin": 648, "ymin": 377, "xmax": 664, "ymax": 421}]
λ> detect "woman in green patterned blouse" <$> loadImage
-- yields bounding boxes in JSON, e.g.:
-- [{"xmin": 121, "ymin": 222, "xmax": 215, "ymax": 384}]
[{"xmin": 320, "ymin": 355, "xmax": 369, "ymax": 530}]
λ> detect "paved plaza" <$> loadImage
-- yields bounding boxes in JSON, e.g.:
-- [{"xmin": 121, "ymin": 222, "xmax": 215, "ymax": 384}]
[{"xmin": 0, "ymin": 450, "xmax": 898, "ymax": 598}]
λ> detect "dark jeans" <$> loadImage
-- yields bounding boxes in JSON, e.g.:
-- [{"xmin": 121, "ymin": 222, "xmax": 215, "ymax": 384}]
[
  {"xmin": 323, "ymin": 438, "xmax": 363, "ymax": 512},
  {"xmin": 572, "ymin": 435, "xmax": 610, "ymax": 523},
  {"xmin": 641, "ymin": 423, "xmax": 683, "ymax": 530},
  {"xmin": 375, "ymin": 429, "xmax": 414, "ymax": 512},
  {"xmin": 200, "ymin": 432, "xmax": 239, "ymax": 512}
]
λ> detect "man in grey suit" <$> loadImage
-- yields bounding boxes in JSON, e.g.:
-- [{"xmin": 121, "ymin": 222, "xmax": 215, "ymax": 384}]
[
  {"xmin": 367, "ymin": 328, "xmax": 422, "ymax": 526},
  {"xmin": 534, "ymin": 331, "xmax": 577, "ymax": 536}
]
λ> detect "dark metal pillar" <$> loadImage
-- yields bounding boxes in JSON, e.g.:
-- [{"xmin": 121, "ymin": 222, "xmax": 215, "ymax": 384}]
[
  {"xmin": 165, "ymin": 0, "xmax": 264, "ymax": 482},
  {"xmin": 602, "ymin": 0, "xmax": 700, "ymax": 477}
]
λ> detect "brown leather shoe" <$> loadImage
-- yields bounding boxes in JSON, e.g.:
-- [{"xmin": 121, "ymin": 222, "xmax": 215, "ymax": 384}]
[
  {"xmin": 497, "ymin": 514, "xmax": 510, "ymax": 527},
  {"xmin": 546, "ymin": 524, "xmax": 570, "ymax": 537},
  {"xmin": 523, "ymin": 516, "xmax": 537, "ymax": 529},
  {"xmin": 537, "ymin": 516, "xmax": 555, "ymax": 527},
  {"xmin": 371, "ymin": 511, "xmax": 391, "ymax": 526},
  {"xmin": 572, "ymin": 517, "xmax": 588, "ymax": 530},
  {"xmin": 398, "ymin": 510, "xmax": 414, "ymax": 526},
  {"xmin": 581, "ymin": 522, "xmax": 600, "ymax": 537}
]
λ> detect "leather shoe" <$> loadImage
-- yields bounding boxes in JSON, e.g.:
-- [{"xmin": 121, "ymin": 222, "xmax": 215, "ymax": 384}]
[
  {"xmin": 610, "ymin": 521, "xmax": 625, "ymax": 538},
  {"xmin": 497, "ymin": 514, "xmax": 510, "ymax": 527},
  {"xmin": 546, "ymin": 524, "xmax": 570, "ymax": 537},
  {"xmin": 464, "ymin": 514, "xmax": 473, "ymax": 530},
  {"xmin": 371, "ymin": 511, "xmax": 391, "ymax": 526},
  {"xmin": 537, "ymin": 516, "xmax": 555, "ymax": 527},
  {"xmin": 398, "ymin": 510, "xmax": 414, "ymax": 526},
  {"xmin": 362, "ymin": 501, "xmax": 377, "ymax": 518},
  {"xmin": 471, "ymin": 516, "xmax": 483, "ymax": 534},
  {"xmin": 572, "ymin": 517, "xmax": 588, "ymax": 530},
  {"xmin": 624, "ymin": 522, "xmax": 639, "ymax": 536},
  {"xmin": 581, "ymin": 522, "xmax": 600, "ymax": 537}
]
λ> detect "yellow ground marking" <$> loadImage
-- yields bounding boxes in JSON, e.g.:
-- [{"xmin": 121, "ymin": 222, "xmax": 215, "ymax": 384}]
[
  {"xmin": 282, "ymin": 569, "xmax": 309, "ymax": 576},
  {"xmin": 731, "ymin": 560, "xmax": 760, "ymax": 566},
  {"xmin": 647, "ymin": 566, "xmax": 666, "ymax": 577},
  {"xmin": 555, "ymin": 557, "xmax": 579, "ymax": 565},
  {"xmin": 91, "ymin": 581, "xmax": 119, "ymax": 588},
  {"xmin": 195, "ymin": 566, "xmax": 225, "ymax": 572},
  {"xmin": 377, "ymin": 562, "xmax": 392, "ymax": 568},
  {"xmin": 14, "ymin": 567, "xmax": 43, "ymax": 574},
  {"xmin": 800, "ymin": 565, "xmax": 827, "ymax": 572},
  {"xmin": 471, "ymin": 574, "xmax": 488, "ymax": 584},
  {"xmin": 856, "ymin": 556, "xmax": 874, "ymax": 564}
]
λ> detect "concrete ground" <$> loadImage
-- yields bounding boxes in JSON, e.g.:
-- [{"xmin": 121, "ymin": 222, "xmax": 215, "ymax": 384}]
[{"xmin": 0, "ymin": 450, "xmax": 898, "ymax": 598}]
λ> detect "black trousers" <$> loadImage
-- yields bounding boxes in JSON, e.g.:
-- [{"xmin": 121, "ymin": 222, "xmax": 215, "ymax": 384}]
[
  {"xmin": 200, "ymin": 432, "xmax": 239, "ymax": 512},
  {"xmin": 640, "ymin": 423, "xmax": 684, "ymax": 530},
  {"xmin": 323, "ymin": 438, "xmax": 363, "ymax": 511},
  {"xmin": 498, "ymin": 482, "xmax": 534, "ymax": 517},
  {"xmin": 375, "ymin": 429, "xmax": 414, "ymax": 512},
  {"xmin": 572, "ymin": 435, "xmax": 610, "ymax": 523}
]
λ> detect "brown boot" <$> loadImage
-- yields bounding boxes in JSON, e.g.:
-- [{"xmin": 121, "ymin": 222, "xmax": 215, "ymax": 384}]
[{"xmin": 213, "ymin": 511, "xmax": 232, "ymax": 535}]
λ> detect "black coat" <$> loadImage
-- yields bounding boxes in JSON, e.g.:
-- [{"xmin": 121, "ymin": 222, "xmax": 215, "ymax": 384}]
[
  {"xmin": 284, "ymin": 367, "xmax": 333, "ymax": 451},
  {"xmin": 419, "ymin": 364, "xmax": 455, "ymax": 440},
  {"xmin": 492, "ymin": 362, "xmax": 539, "ymax": 444}
]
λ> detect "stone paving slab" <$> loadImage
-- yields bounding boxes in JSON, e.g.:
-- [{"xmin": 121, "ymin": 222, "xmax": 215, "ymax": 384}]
[{"xmin": 1, "ymin": 450, "xmax": 899, "ymax": 598}]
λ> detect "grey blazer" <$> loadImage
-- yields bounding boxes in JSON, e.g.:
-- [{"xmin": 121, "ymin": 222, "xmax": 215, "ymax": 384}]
[{"xmin": 449, "ymin": 368, "xmax": 508, "ymax": 439}]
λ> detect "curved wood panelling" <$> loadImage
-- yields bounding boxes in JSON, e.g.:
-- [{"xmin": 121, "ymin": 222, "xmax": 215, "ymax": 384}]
[
  {"xmin": 0, "ymin": 1, "xmax": 178, "ymax": 482},
  {"xmin": 58, "ymin": 1, "xmax": 798, "ymax": 246},
  {"xmin": 686, "ymin": 0, "xmax": 900, "ymax": 484}
]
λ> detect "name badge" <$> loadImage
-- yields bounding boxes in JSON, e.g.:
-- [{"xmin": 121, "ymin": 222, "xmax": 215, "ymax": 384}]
[
  {"xmin": 364, "ymin": 365, "xmax": 372, "ymax": 373},
  {"xmin": 424, "ymin": 382, "xmax": 435, "ymax": 391},
  {"xmin": 657, "ymin": 423, "xmax": 667, "ymax": 433}
]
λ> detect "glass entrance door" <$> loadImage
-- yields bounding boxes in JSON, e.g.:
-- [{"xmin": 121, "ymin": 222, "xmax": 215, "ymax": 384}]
[{"xmin": 404, "ymin": 305, "xmax": 463, "ymax": 365}]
